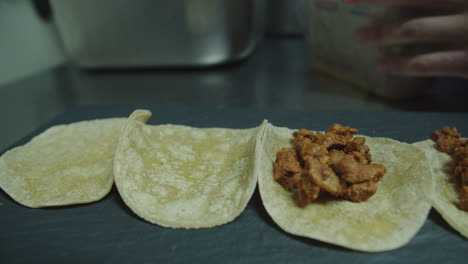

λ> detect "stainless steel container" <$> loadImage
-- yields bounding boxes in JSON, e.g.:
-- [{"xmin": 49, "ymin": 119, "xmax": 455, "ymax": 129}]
[{"xmin": 50, "ymin": 0, "xmax": 265, "ymax": 68}]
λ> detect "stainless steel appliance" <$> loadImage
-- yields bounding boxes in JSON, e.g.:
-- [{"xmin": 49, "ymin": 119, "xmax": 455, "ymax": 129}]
[{"xmin": 50, "ymin": 0, "xmax": 265, "ymax": 67}]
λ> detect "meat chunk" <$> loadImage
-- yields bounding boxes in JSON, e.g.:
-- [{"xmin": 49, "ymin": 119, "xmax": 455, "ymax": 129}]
[
  {"xmin": 431, "ymin": 127, "xmax": 468, "ymax": 212},
  {"xmin": 334, "ymin": 156, "xmax": 387, "ymax": 184},
  {"xmin": 327, "ymin": 149, "xmax": 372, "ymax": 168},
  {"xmin": 457, "ymin": 185, "xmax": 468, "ymax": 211},
  {"xmin": 293, "ymin": 129, "xmax": 319, "ymax": 155},
  {"xmin": 454, "ymin": 157, "xmax": 468, "ymax": 182},
  {"xmin": 345, "ymin": 181, "xmax": 378, "ymax": 202},
  {"xmin": 431, "ymin": 127, "xmax": 462, "ymax": 154},
  {"xmin": 294, "ymin": 124, "xmax": 360, "ymax": 151},
  {"xmin": 348, "ymin": 151, "xmax": 371, "ymax": 165},
  {"xmin": 454, "ymin": 145, "xmax": 468, "ymax": 210},
  {"xmin": 273, "ymin": 124, "xmax": 386, "ymax": 207},
  {"xmin": 295, "ymin": 139, "xmax": 328, "ymax": 164},
  {"xmin": 345, "ymin": 137, "xmax": 372, "ymax": 164},
  {"xmin": 453, "ymin": 146, "xmax": 468, "ymax": 168},
  {"xmin": 327, "ymin": 123, "xmax": 360, "ymax": 136},
  {"xmin": 304, "ymin": 157, "xmax": 347, "ymax": 196},
  {"xmin": 273, "ymin": 148, "xmax": 301, "ymax": 190},
  {"xmin": 460, "ymin": 170, "xmax": 468, "ymax": 188},
  {"xmin": 345, "ymin": 137, "xmax": 366, "ymax": 152},
  {"xmin": 442, "ymin": 126, "xmax": 461, "ymax": 138},
  {"xmin": 293, "ymin": 128, "xmax": 316, "ymax": 141},
  {"xmin": 315, "ymin": 133, "xmax": 349, "ymax": 150},
  {"xmin": 316, "ymin": 124, "xmax": 360, "ymax": 150},
  {"xmin": 326, "ymin": 149, "xmax": 347, "ymax": 167},
  {"xmin": 296, "ymin": 173, "xmax": 321, "ymax": 208}
]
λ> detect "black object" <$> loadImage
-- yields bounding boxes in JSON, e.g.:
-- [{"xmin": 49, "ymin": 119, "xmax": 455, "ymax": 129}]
[
  {"xmin": 31, "ymin": 0, "xmax": 52, "ymax": 20},
  {"xmin": 0, "ymin": 105, "xmax": 467, "ymax": 263}
]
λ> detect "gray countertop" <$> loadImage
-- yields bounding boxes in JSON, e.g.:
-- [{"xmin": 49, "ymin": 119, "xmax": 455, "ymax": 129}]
[
  {"xmin": 1, "ymin": 105, "xmax": 467, "ymax": 263},
  {"xmin": 0, "ymin": 37, "xmax": 467, "ymax": 151}
]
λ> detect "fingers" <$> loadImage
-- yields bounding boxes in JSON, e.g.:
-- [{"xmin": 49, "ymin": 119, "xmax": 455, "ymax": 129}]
[
  {"xmin": 355, "ymin": 14, "xmax": 468, "ymax": 45},
  {"xmin": 342, "ymin": 0, "xmax": 467, "ymax": 10},
  {"xmin": 377, "ymin": 50, "xmax": 468, "ymax": 78},
  {"xmin": 343, "ymin": 0, "xmax": 468, "ymax": 78}
]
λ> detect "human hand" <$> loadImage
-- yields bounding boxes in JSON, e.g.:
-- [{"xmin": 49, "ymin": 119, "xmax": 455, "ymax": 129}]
[{"xmin": 343, "ymin": 0, "xmax": 468, "ymax": 78}]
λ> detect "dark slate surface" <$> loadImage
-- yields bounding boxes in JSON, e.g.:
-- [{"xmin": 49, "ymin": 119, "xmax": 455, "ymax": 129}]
[{"xmin": 0, "ymin": 105, "xmax": 467, "ymax": 263}]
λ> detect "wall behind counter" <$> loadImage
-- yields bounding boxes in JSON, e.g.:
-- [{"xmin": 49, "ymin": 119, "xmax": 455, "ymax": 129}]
[{"xmin": 0, "ymin": 0, "xmax": 66, "ymax": 87}]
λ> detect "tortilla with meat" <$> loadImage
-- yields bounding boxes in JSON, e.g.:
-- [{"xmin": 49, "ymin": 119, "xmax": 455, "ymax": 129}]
[
  {"xmin": 258, "ymin": 123, "xmax": 433, "ymax": 252},
  {"xmin": 114, "ymin": 110, "xmax": 266, "ymax": 228},
  {"xmin": 0, "ymin": 118, "xmax": 126, "ymax": 208},
  {"xmin": 413, "ymin": 139, "xmax": 468, "ymax": 238}
]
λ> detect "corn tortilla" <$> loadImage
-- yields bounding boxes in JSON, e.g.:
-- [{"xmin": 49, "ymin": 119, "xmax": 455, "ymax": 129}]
[
  {"xmin": 114, "ymin": 110, "xmax": 266, "ymax": 228},
  {"xmin": 0, "ymin": 118, "xmax": 126, "ymax": 208},
  {"xmin": 413, "ymin": 139, "xmax": 468, "ymax": 239},
  {"xmin": 258, "ymin": 123, "xmax": 433, "ymax": 252}
]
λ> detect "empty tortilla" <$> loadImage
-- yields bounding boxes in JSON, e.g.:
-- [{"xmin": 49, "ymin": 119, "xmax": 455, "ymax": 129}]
[
  {"xmin": 114, "ymin": 110, "xmax": 266, "ymax": 228},
  {"xmin": 413, "ymin": 140, "xmax": 468, "ymax": 238},
  {"xmin": 258, "ymin": 123, "xmax": 433, "ymax": 252},
  {"xmin": 0, "ymin": 118, "xmax": 126, "ymax": 208}
]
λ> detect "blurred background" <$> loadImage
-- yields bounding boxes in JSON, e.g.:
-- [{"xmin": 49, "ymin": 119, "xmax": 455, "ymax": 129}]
[{"xmin": 0, "ymin": 0, "xmax": 467, "ymax": 151}]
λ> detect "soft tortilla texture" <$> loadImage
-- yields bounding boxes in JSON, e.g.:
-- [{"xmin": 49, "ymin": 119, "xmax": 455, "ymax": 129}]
[
  {"xmin": 258, "ymin": 124, "xmax": 433, "ymax": 252},
  {"xmin": 0, "ymin": 118, "xmax": 126, "ymax": 208},
  {"xmin": 413, "ymin": 139, "xmax": 468, "ymax": 238},
  {"xmin": 114, "ymin": 110, "xmax": 266, "ymax": 228}
]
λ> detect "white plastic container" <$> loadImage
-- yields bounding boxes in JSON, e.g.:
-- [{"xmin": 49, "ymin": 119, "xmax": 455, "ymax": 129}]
[{"xmin": 297, "ymin": 0, "xmax": 435, "ymax": 99}]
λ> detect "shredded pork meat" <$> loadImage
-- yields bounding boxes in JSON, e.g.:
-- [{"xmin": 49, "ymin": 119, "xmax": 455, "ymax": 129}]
[
  {"xmin": 431, "ymin": 127, "xmax": 468, "ymax": 212},
  {"xmin": 273, "ymin": 124, "xmax": 387, "ymax": 207}
]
